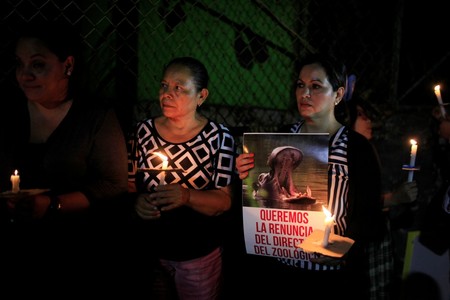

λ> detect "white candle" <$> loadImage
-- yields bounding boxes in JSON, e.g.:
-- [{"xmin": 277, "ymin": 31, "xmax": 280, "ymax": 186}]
[
  {"xmin": 322, "ymin": 206, "xmax": 334, "ymax": 247},
  {"xmin": 408, "ymin": 139, "xmax": 418, "ymax": 182},
  {"xmin": 154, "ymin": 152, "xmax": 169, "ymax": 185},
  {"xmin": 10, "ymin": 169, "xmax": 20, "ymax": 193},
  {"xmin": 161, "ymin": 158, "xmax": 168, "ymax": 185},
  {"xmin": 434, "ymin": 85, "xmax": 446, "ymax": 118}
]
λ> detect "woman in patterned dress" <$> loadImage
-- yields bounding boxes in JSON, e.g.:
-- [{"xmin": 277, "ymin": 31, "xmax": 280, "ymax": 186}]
[{"xmin": 128, "ymin": 57, "xmax": 236, "ymax": 300}]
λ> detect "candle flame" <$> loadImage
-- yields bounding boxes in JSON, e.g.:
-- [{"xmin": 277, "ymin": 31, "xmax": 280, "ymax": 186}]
[
  {"xmin": 14, "ymin": 169, "xmax": 18, "ymax": 176},
  {"xmin": 153, "ymin": 152, "xmax": 168, "ymax": 169},
  {"xmin": 322, "ymin": 205, "xmax": 332, "ymax": 218},
  {"xmin": 153, "ymin": 152, "xmax": 167, "ymax": 161},
  {"xmin": 435, "ymin": 85, "xmax": 441, "ymax": 92},
  {"xmin": 243, "ymin": 145, "xmax": 249, "ymax": 154},
  {"xmin": 410, "ymin": 139, "xmax": 417, "ymax": 146}
]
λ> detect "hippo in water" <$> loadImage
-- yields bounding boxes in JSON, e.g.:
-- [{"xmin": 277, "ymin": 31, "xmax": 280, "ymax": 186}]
[{"xmin": 253, "ymin": 146, "xmax": 314, "ymax": 202}]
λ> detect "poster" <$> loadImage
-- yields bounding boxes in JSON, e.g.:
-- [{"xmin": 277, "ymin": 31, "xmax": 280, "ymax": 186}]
[{"xmin": 242, "ymin": 133, "xmax": 329, "ymax": 263}]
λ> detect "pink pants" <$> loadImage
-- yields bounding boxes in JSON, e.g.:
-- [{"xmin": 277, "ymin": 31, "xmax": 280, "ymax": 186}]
[{"xmin": 159, "ymin": 247, "xmax": 222, "ymax": 300}]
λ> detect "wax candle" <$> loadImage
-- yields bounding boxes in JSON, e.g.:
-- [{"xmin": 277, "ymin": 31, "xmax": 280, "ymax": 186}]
[
  {"xmin": 10, "ymin": 169, "xmax": 20, "ymax": 193},
  {"xmin": 161, "ymin": 158, "xmax": 168, "ymax": 185},
  {"xmin": 408, "ymin": 139, "xmax": 418, "ymax": 182},
  {"xmin": 322, "ymin": 206, "xmax": 334, "ymax": 247},
  {"xmin": 153, "ymin": 152, "xmax": 169, "ymax": 185},
  {"xmin": 434, "ymin": 85, "xmax": 447, "ymax": 118}
]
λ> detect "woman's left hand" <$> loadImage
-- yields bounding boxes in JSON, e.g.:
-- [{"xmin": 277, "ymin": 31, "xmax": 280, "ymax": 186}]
[
  {"xmin": 7, "ymin": 194, "xmax": 51, "ymax": 221},
  {"xmin": 149, "ymin": 184, "xmax": 190, "ymax": 212}
]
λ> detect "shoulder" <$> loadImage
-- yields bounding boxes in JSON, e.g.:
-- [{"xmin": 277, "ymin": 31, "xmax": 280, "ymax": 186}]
[
  {"xmin": 346, "ymin": 128, "xmax": 380, "ymax": 166},
  {"xmin": 347, "ymin": 128, "xmax": 373, "ymax": 149},
  {"xmin": 137, "ymin": 117, "xmax": 155, "ymax": 126},
  {"xmin": 205, "ymin": 119, "xmax": 232, "ymax": 133},
  {"xmin": 204, "ymin": 119, "xmax": 235, "ymax": 146},
  {"xmin": 278, "ymin": 120, "xmax": 303, "ymax": 133}
]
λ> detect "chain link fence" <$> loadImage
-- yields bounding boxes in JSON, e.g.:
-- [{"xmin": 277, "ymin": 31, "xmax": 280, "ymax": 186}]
[
  {"xmin": 1, "ymin": 0, "xmax": 401, "ymax": 134},
  {"xmin": 1, "ymin": 0, "xmax": 442, "ymax": 192}
]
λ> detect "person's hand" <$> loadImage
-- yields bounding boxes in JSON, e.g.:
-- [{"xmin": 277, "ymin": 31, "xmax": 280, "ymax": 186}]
[
  {"xmin": 7, "ymin": 194, "xmax": 51, "ymax": 221},
  {"xmin": 148, "ymin": 184, "xmax": 190, "ymax": 212},
  {"xmin": 310, "ymin": 254, "xmax": 344, "ymax": 266},
  {"xmin": 394, "ymin": 181, "xmax": 418, "ymax": 205},
  {"xmin": 401, "ymin": 181, "xmax": 418, "ymax": 203},
  {"xmin": 384, "ymin": 181, "xmax": 418, "ymax": 207},
  {"xmin": 135, "ymin": 193, "xmax": 161, "ymax": 220},
  {"xmin": 236, "ymin": 153, "xmax": 255, "ymax": 180}
]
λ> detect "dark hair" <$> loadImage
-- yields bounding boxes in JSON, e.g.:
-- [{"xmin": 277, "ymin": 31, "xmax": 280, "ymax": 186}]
[
  {"xmin": 296, "ymin": 53, "xmax": 347, "ymax": 92},
  {"xmin": 337, "ymin": 94, "xmax": 380, "ymax": 129},
  {"xmin": 163, "ymin": 57, "xmax": 209, "ymax": 92},
  {"xmin": 16, "ymin": 21, "xmax": 81, "ymax": 63}
]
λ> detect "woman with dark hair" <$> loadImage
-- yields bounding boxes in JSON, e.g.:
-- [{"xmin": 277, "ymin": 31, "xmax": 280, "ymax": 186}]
[
  {"xmin": 0, "ymin": 20, "xmax": 128, "ymax": 295},
  {"xmin": 236, "ymin": 53, "xmax": 386, "ymax": 299},
  {"xmin": 1, "ymin": 20, "xmax": 127, "ymax": 223},
  {"xmin": 128, "ymin": 57, "xmax": 237, "ymax": 300}
]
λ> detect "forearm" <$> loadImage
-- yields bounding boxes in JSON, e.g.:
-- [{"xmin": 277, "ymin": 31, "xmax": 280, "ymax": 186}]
[
  {"xmin": 55, "ymin": 191, "xmax": 90, "ymax": 213},
  {"xmin": 185, "ymin": 186, "xmax": 232, "ymax": 216}
]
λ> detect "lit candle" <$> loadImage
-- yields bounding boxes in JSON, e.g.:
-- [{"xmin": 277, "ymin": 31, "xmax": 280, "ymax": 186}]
[
  {"xmin": 408, "ymin": 139, "xmax": 418, "ymax": 182},
  {"xmin": 154, "ymin": 152, "xmax": 168, "ymax": 185},
  {"xmin": 10, "ymin": 169, "xmax": 20, "ymax": 193},
  {"xmin": 434, "ymin": 85, "xmax": 447, "ymax": 119},
  {"xmin": 322, "ymin": 206, "xmax": 334, "ymax": 247},
  {"xmin": 243, "ymin": 145, "xmax": 249, "ymax": 154}
]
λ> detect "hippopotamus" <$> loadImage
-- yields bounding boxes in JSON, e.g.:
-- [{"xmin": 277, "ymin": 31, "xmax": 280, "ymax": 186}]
[{"xmin": 253, "ymin": 146, "xmax": 313, "ymax": 202}]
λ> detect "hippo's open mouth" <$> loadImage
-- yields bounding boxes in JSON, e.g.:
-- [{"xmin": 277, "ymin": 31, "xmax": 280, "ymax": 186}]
[{"xmin": 253, "ymin": 146, "xmax": 314, "ymax": 202}]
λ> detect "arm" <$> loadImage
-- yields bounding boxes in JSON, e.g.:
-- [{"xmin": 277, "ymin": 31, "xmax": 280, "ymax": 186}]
[
  {"xmin": 346, "ymin": 131, "xmax": 385, "ymax": 242},
  {"xmin": 147, "ymin": 184, "xmax": 231, "ymax": 217},
  {"xmin": 84, "ymin": 109, "xmax": 128, "ymax": 203},
  {"xmin": 11, "ymin": 109, "xmax": 128, "ymax": 220}
]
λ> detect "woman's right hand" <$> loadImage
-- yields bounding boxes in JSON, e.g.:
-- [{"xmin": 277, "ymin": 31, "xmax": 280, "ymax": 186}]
[
  {"xmin": 135, "ymin": 193, "xmax": 161, "ymax": 220},
  {"xmin": 236, "ymin": 153, "xmax": 255, "ymax": 180}
]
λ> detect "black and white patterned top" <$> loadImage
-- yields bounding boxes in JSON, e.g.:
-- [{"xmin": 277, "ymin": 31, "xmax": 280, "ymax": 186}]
[
  {"xmin": 129, "ymin": 118, "xmax": 235, "ymax": 192},
  {"xmin": 127, "ymin": 118, "xmax": 236, "ymax": 261}
]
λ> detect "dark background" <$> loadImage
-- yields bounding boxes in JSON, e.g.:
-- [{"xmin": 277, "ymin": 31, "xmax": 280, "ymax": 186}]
[{"xmin": 0, "ymin": 0, "xmax": 448, "ymax": 282}]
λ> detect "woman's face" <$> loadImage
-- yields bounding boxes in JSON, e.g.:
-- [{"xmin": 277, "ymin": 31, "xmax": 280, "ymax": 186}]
[
  {"xmin": 295, "ymin": 63, "xmax": 339, "ymax": 120},
  {"xmin": 354, "ymin": 105, "xmax": 373, "ymax": 140},
  {"xmin": 15, "ymin": 37, "xmax": 71, "ymax": 105},
  {"xmin": 159, "ymin": 65, "xmax": 204, "ymax": 119}
]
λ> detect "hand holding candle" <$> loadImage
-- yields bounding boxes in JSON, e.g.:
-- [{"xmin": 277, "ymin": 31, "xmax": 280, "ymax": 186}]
[
  {"xmin": 322, "ymin": 206, "xmax": 335, "ymax": 247},
  {"xmin": 407, "ymin": 139, "xmax": 418, "ymax": 182},
  {"xmin": 10, "ymin": 169, "xmax": 20, "ymax": 193}
]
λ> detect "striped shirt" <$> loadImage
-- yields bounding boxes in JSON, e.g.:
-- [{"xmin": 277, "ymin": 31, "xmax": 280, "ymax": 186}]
[{"xmin": 278, "ymin": 121, "xmax": 349, "ymax": 271}]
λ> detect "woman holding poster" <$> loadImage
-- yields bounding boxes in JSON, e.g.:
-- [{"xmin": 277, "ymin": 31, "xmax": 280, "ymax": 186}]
[{"xmin": 236, "ymin": 53, "xmax": 386, "ymax": 299}]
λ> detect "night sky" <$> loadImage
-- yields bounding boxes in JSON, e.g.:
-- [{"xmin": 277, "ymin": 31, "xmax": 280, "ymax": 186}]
[{"xmin": 399, "ymin": 1, "xmax": 449, "ymax": 107}]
